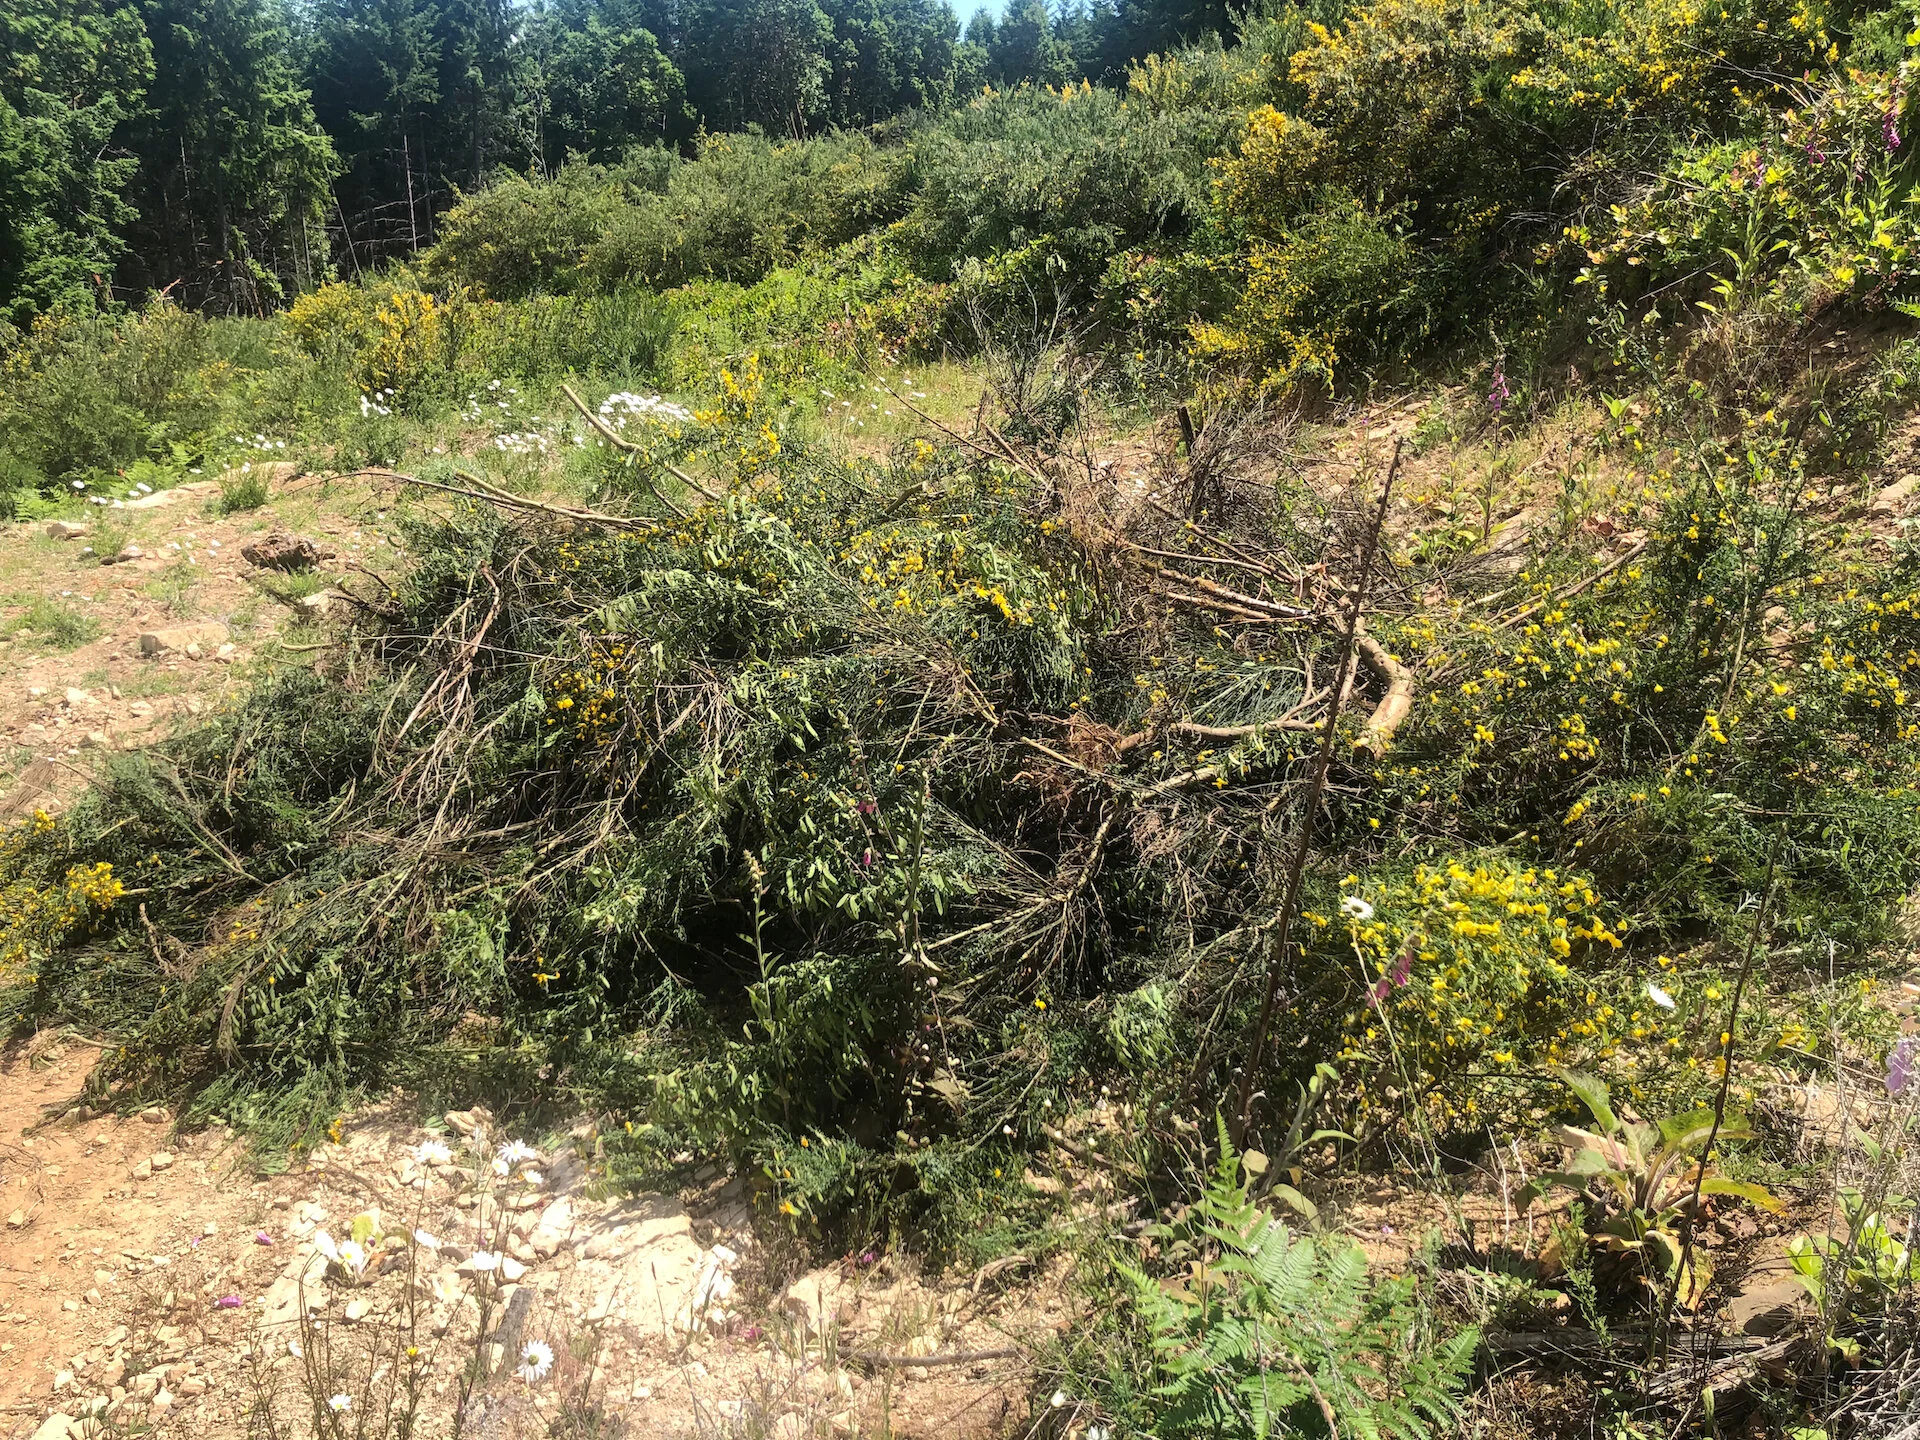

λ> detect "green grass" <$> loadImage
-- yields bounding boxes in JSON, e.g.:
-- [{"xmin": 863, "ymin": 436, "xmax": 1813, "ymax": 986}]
[
  {"xmin": 114, "ymin": 669, "xmax": 190, "ymax": 698},
  {"xmin": 143, "ymin": 562, "xmax": 201, "ymax": 619},
  {"xmin": 217, "ymin": 470, "xmax": 271, "ymax": 514},
  {"xmin": 249, "ymin": 568, "xmax": 332, "ymax": 604},
  {"xmin": 15, "ymin": 596, "xmax": 102, "ymax": 649}
]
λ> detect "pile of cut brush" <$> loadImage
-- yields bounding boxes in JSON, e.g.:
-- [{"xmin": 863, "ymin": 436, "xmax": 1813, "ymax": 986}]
[{"xmin": 6, "ymin": 364, "xmax": 1918, "ymax": 1249}]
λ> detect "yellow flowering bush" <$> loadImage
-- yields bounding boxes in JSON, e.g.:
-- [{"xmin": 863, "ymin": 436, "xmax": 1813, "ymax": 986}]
[
  {"xmin": 0, "ymin": 813, "xmax": 124, "ymax": 985},
  {"xmin": 1561, "ymin": 66, "xmax": 1908, "ymax": 316},
  {"xmin": 1191, "ymin": 205, "xmax": 1420, "ymax": 386},
  {"xmin": 1513, "ymin": 0, "xmax": 1830, "ymax": 122},
  {"xmin": 1329, "ymin": 856, "xmax": 1624, "ymax": 1125},
  {"xmin": 285, "ymin": 282, "xmax": 378, "ymax": 360},
  {"xmin": 362, "ymin": 289, "xmax": 448, "ymax": 400}
]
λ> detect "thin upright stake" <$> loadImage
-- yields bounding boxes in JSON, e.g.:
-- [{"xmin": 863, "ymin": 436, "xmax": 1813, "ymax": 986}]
[
  {"xmin": 1665, "ymin": 839, "xmax": 1778, "ymax": 1344},
  {"xmin": 1232, "ymin": 439, "xmax": 1402, "ymax": 1146}
]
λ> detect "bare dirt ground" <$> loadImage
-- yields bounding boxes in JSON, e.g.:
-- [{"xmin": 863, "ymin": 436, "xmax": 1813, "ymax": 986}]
[
  {"xmin": 0, "ymin": 1033, "xmax": 1066, "ymax": 1440},
  {"xmin": 0, "ymin": 469, "xmax": 403, "ymax": 819}
]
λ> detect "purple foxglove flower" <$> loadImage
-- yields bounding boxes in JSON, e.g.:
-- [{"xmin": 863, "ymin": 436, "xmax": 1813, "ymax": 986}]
[{"xmin": 1889, "ymin": 1036, "xmax": 1916, "ymax": 1096}]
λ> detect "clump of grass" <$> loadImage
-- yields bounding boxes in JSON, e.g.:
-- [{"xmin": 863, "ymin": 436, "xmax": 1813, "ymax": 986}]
[
  {"xmin": 18, "ymin": 596, "xmax": 102, "ymax": 649},
  {"xmin": 144, "ymin": 561, "xmax": 201, "ymax": 619},
  {"xmin": 218, "ymin": 469, "xmax": 272, "ymax": 513},
  {"xmin": 250, "ymin": 567, "xmax": 332, "ymax": 604}
]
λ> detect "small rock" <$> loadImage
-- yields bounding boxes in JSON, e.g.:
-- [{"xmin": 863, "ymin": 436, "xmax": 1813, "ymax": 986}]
[
  {"xmin": 148, "ymin": 1152, "xmax": 173, "ymax": 1172},
  {"xmin": 151, "ymin": 1387, "xmax": 174, "ymax": 1413},
  {"xmin": 1726, "ymin": 1276, "xmax": 1813, "ymax": 1336},
  {"xmin": 30, "ymin": 1413, "xmax": 75, "ymax": 1440},
  {"xmin": 138, "ymin": 623, "xmax": 228, "ymax": 658},
  {"xmin": 297, "ymin": 590, "xmax": 342, "ymax": 615},
  {"xmin": 104, "ymin": 545, "xmax": 144, "ymax": 565},
  {"xmin": 529, "ymin": 1197, "xmax": 574, "ymax": 1258},
  {"xmin": 63, "ymin": 687, "xmax": 90, "ymax": 707},
  {"xmin": 178, "ymin": 1376, "xmax": 207, "ymax": 1396},
  {"xmin": 6, "ymin": 1209, "xmax": 25, "ymax": 1228},
  {"xmin": 1870, "ymin": 472, "xmax": 1920, "ymax": 519},
  {"xmin": 46, "ymin": 520, "xmax": 91, "ymax": 540},
  {"xmin": 53, "ymin": 1370, "xmax": 74, "ymax": 1392},
  {"xmin": 769, "ymin": 1415, "xmax": 808, "ymax": 1440},
  {"xmin": 82, "ymin": 731, "xmax": 110, "ymax": 749},
  {"xmin": 780, "ymin": 1270, "xmax": 852, "ymax": 1337},
  {"xmin": 343, "ymin": 1299, "xmax": 372, "ymax": 1322},
  {"xmin": 443, "ymin": 1106, "xmax": 493, "ymax": 1140},
  {"xmin": 215, "ymin": 643, "xmax": 236, "ymax": 661},
  {"xmin": 139, "ymin": 1107, "xmax": 167, "ymax": 1125},
  {"xmin": 131, "ymin": 1161, "xmax": 153, "ymax": 1182},
  {"xmin": 499, "ymin": 1256, "xmax": 527, "ymax": 1283}
]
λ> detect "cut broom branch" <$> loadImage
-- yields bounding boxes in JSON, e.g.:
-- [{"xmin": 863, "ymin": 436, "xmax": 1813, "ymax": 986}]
[{"xmin": 560, "ymin": 383, "xmax": 721, "ymax": 507}]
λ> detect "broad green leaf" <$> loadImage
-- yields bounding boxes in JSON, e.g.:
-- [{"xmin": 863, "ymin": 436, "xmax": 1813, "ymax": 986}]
[{"xmin": 1554, "ymin": 1066, "xmax": 1617, "ymax": 1133}]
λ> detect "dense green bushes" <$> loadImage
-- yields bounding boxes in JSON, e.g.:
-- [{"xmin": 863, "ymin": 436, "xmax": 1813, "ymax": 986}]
[
  {"xmin": 0, "ymin": 303, "xmax": 314, "ymax": 501},
  {"xmin": 396, "ymin": 0, "xmax": 1920, "ymax": 396}
]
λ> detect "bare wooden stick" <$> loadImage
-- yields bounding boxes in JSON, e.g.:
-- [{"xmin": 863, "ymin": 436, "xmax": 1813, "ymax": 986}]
[
  {"xmin": 1164, "ymin": 590, "xmax": 1277, "ymax": 624},
  {"xmin": 846, "ymin": 1346, "xmax": 1020, "ymax": 1369},
  {"xmin": 352, "ymin": 468, "xmax": 660, "ymax": 533},
  {"xmin": 1663, "ymin": 841, "xmax": 1778, "ymax": 1346},
  {"xmin": 1497, "ymin": 540, "xmax": 1647, "ymax": 629},
  {"xmin": 1171, "ymin": 714, "xmax": 1320, "ymax": 742},
  {"xmin": 1154, "ymin": 568, "xmax": 1313, "ymax": 619},
  {"xmin": 1232, "ymin": 441, "xmax": 1402, "ymax": 1146},
  {"xmin": 1118, "ymin": 537, "xmax": 1279, "ymax": 581},
  {"xmin": 1142, "ymin": 495, "xmax": 1301, "ymax": 582}
]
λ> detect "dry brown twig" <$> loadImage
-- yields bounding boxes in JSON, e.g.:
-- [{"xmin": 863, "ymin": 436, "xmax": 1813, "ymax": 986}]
[{"xmin": 1231, "ymin": 439, "xmax": 1404, "ymax": 1145}]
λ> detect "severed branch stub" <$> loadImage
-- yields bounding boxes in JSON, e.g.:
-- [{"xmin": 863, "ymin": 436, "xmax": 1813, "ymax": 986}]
[{"xmin": 1355, "ymin": 624, "xmax": 1414, "ymax": 756}]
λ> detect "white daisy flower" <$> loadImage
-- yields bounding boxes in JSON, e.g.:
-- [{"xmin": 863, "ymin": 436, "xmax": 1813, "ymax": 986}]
[
  {"xmin": 497, "ymin": 1140, "xmax": 539, "ymax": 1168},
  {"xmin": 1340, "ymin": 896, "xmax": 1375, "ymax": 922},
  {"xmin": 413, "ymin": 1139, "xmax": 453, "ymax": 1166},
  {"xmin": 515, "ymin": 1339, "xmax": 554, "ymax": 1383},
  {"xmin": 328, "ymin": 1394, "xmax": 352, "ymax": 1412},
  {"xmin": 1647, "ymin": 982, "xmax": 1677, "ymax": 1011}
]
